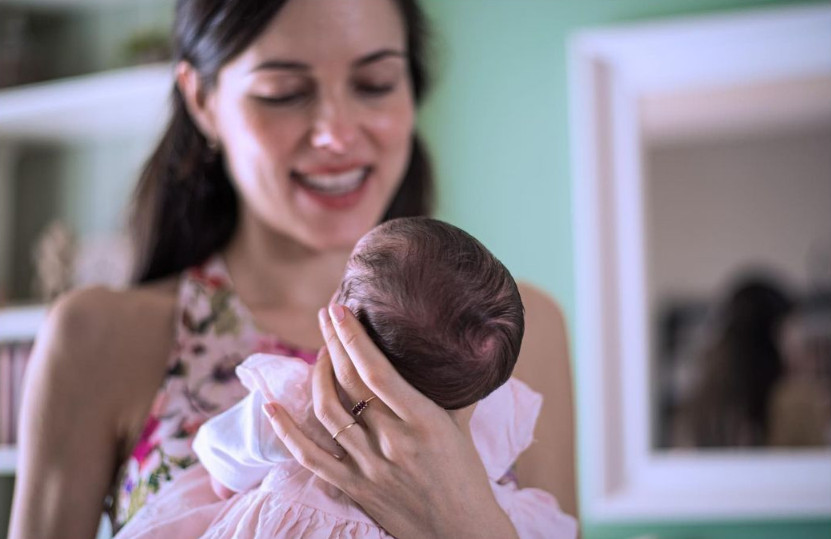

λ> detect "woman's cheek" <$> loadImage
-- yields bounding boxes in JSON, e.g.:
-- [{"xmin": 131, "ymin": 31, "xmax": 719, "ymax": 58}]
[{"xmin": 375, "ymin": 105, "xmax": 414, "ymax": 156}]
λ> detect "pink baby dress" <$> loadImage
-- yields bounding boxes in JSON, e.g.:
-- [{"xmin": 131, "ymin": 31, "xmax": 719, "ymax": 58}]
[{"xmin": 116, "ymin": 353, "xmax": 577, "ymax": 538}]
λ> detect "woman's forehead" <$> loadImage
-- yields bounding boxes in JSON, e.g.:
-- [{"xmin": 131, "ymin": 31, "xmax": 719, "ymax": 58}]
[{"xmin": 239, "ymin": 0, "xmax": 407, "ymax": 68}]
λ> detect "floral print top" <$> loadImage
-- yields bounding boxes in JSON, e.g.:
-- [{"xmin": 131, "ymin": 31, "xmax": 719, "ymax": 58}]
[{"xmin": 109, "ymin": 256, "xmax": 318, "ymax": 532}]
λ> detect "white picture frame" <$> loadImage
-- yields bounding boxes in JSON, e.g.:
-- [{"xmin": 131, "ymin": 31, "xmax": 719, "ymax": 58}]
[{"xmin": 570, "ymin": 3, "xmax": 831, "ymax": 521}]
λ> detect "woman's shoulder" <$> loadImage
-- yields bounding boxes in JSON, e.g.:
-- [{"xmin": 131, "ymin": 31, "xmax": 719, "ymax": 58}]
[
  {"xmin": 512, "ymin": 281, "xmax": 577, "ymax": 517},
  {"xmin": 38, "ymin": 277, "xmax": 180, "ymax": 386},
  {"xmin": 517, "ymin": 281, "xmax": 567, "ymax": 336},
  {"xmin": 50, "ymin": 278, "xmax": 178, "ymax": 344},
  {"xmin": 18, "ymin": 277, "xmax": 183, "ymax": 461},
  {"xmin": 513, "ymin": 281, "xmax": 570, "ymax": 380}
]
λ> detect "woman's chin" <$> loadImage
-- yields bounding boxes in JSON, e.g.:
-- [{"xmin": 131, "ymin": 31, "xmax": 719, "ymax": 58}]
[{"xmin": 303, "ymin": 222, "xmax": 378, "ymax": 254}]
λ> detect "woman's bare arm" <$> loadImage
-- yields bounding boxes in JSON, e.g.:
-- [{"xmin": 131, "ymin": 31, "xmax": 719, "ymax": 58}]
[
  {"xmin": 9, "ymin": 284, "xmax": 176, "ymax": 539},
  {"xmin": 513, "ymin": 282, "xmax": 578, "ymax": 518}
]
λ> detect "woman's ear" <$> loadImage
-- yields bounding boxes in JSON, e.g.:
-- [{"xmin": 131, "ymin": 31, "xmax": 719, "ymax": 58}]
[{"xmin": 176, "ymin": 61, "xmax": 219, "ymax": 144}]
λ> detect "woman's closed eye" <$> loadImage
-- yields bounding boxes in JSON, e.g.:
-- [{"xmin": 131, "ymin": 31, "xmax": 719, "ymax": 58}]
[
  {"xmin": 249, "ymin": 74, "xmax": 314, "ymax": 107},
  {"xmin": 250, "ymin": 81, "xmax": 396, "ymax": 106},
  {"xmin": 352, "ymin": 65, "xmax": 406, "ymax": 99},
  {"xmin": 354, "ymin": 80, "xmax": 397, "ymax": 97},
  {"xmin": 253, "ymin": 92, "xmax": 312, "ymax": 106}
]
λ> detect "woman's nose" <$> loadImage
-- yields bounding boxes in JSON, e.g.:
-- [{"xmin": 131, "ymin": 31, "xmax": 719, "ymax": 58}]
[{"xmin": 310, "ymin": 98, "xmax": 357, "ymax": 154}]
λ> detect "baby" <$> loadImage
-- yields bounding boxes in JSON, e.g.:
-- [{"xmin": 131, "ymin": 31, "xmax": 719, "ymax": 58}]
[{"xmin": 117, "ymin": 217, "xmax": 576, "ymax": 539}]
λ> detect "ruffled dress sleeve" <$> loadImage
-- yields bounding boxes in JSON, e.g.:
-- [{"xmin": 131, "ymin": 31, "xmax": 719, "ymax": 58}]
[
  {"xmin": 470, "ymin": 378, "xmax": 579, "ymax": 539},
  {"xmin": 192, "ymin": 353, "xmax": 324, "ymax": 493}
]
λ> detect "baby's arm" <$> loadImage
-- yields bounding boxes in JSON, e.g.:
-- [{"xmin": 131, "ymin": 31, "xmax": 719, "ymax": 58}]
[
  {"xmin": 210, "ymin": 476, "xmax": 236, "ymax": 499},
  {"xmin": 193, "ymin": 389, "xmax": 292, "ymax": 494}
]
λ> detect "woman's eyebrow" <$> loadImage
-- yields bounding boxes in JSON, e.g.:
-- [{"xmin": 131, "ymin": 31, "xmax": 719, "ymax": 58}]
[
  {"xmin": 251, "ymin": 59, "xmax": 309, "ymax": 72},
  {"xmin": 251, "ymin": 49, "xmax": 407, "ymax": 73},
  {"xmin": 353, "ymin": 49, "xmax": 407, "ymax": 67}
]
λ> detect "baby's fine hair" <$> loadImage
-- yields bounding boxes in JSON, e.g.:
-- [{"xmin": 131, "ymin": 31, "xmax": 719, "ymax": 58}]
[{"xmin": 336, "ymin": 217, "xmax": 524, "ymax": 409}]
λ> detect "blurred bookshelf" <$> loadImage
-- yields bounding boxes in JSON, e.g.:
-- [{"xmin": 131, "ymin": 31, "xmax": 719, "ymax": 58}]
[
  {"xmin": 0, "ymin": 306, "xmax": 46, "ymax": 477},
  {"xmin": 0, "ymin": 1, "xmax": 173, "ymax": 496},
  {"xmin": 0, "ymin": 0, "xmax": 173, "ymax": 308},
  {"xmin": 0, "ymin": 66, "xmax": 171, "ymax": 469},
  {"xmin": 0, "ymin": 63, "xmax": 170, "ymax": 307},
  {"xmin": 0, "ymin": 2, "xmax": 172, "ymax": 535}
]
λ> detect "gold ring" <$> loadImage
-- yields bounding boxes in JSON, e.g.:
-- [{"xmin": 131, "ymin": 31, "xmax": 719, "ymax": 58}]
[
  {"xmin": 332, "ymin": 420, "xmax": 358, "ymax": 442},
  {"xmin": 351, "ymin": 395, "xmax": 377, "ymax": 417}
]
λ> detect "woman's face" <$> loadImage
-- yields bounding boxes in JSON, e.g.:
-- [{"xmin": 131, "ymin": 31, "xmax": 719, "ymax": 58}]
[{"xmin": 207, "ymin": 0, "xmax": 415, "ymax": 252}]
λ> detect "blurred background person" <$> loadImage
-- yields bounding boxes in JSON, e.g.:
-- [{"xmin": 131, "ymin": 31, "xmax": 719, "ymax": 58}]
[{"xmin": 675, "ymin": 274, "xmax": 794, "ymax": 448}]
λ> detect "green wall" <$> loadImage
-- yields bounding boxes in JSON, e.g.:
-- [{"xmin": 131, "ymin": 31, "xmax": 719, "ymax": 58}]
[{"xmin": 418, "ymin": 1, "xmax": 830, "ymax": 538}]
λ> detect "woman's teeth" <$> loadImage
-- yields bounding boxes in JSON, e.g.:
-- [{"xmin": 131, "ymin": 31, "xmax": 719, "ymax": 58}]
[{"xmin": 296, "ymin": 167, "xmax": 368, "ymax": 195}]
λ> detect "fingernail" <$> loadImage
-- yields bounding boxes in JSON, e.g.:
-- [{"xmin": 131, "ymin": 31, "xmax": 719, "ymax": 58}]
[
  {"xmin": 329, "ymin": 303, "xmax": 346, "ymax": 323},
  {"xmin": 262, "ymin": 403, "xmax": 277, "ymax": 418}
]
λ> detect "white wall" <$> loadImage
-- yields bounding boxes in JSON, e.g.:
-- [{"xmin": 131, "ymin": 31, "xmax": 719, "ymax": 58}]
[{"xmin": 646, "ymin": 125, "xmax": 831, "ymax": 306}]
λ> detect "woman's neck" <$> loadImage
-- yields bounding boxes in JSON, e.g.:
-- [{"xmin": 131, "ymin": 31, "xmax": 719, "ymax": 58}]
[{"xmin": 222, "ymin": 211, "xmax": 352, "ymax": 318}]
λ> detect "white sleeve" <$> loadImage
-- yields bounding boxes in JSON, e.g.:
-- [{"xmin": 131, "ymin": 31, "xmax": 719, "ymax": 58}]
[{"xmin": 192, "ymin": 390, "xmax": 293, "ymax": 493}]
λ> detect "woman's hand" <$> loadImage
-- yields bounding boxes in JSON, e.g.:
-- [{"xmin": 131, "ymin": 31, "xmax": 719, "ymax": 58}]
[{"xmin": 262, "ymin": 304, "xmax": 519, "ymax": 539}]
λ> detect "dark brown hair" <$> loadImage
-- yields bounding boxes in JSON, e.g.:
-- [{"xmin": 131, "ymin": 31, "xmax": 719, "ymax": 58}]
[
  {"xmin": 336, "ymin": 217, "xmax": 525, "ymax": 409},
  {"xmin": 130, "ymin": 0, "xmax": 434, "ymax": 283},
  {"xmin": 685, "ymin": 275, "xmax": 793, "ymax": 447}
]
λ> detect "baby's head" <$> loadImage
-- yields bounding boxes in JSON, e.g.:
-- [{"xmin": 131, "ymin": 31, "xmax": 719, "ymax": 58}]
[{"xmin": 334, "ymin": 217, "xmax": 524, "ymax": 409}]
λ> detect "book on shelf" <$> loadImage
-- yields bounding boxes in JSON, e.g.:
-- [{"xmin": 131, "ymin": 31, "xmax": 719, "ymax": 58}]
[{"xmin": 0, "ymin": 340, "xmax": 33, "ymax": 445}]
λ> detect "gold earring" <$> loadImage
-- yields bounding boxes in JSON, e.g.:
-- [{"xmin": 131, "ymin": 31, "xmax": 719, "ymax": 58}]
[{"xmin": 205, "ymin": 137, "xmax": 220, "ymax": 163}]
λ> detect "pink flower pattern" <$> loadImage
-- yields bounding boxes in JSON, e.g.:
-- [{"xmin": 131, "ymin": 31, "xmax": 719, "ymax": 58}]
[{"xmin": 111, "ymin": 256, "xmax": 317, "ymax": 531}]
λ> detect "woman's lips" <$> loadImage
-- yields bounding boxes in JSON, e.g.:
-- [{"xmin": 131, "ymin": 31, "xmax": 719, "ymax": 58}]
[
  {"xmin": 294, "ymin": 166, "xmax": 369, "ymax": 195},
  {"xmin": 292, "ymin": 166, "xmax": 371, "ymax": 210}
]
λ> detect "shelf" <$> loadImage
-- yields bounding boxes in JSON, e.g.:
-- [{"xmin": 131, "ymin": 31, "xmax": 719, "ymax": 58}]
[
  {"xmin": 0, "ymin": 445, "xmax": 16, "ymax": 475},
  {"xmin": 0, "ymin": 63, "xmax": 173, "ymax": 142},
  {"xmin": 0, "ymin": 304, "xmax": 48, "ymax": 343}
]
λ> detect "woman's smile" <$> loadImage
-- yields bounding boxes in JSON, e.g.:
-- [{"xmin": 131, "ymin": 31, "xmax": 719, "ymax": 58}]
[{"xmin": 291, "ymin": 165, "xmax": 372, "ymax": 210}]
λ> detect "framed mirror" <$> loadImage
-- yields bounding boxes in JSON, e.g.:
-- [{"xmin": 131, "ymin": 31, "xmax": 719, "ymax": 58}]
[{"xmin": 570, "ymin": 3, "xmax": 831, "ymax": 520}]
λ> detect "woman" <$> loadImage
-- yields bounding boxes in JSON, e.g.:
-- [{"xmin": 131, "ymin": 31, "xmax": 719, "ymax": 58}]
[
  {"xmin": 678, "ymin": 276, "xmax": 793, "ymax": 447},
  {"xmin": 9, "ymin": 0, "xmax": 576, "ymax": 536}
]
